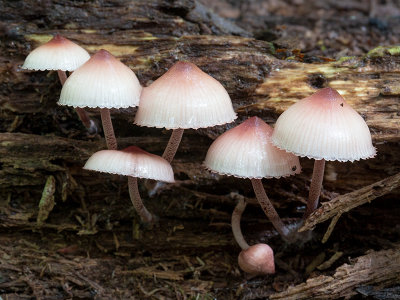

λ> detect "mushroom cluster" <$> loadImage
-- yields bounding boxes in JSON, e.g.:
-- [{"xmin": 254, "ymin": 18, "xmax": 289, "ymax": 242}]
[{"xmin": 23, "ymin": 34, "xmax": 376, "ymax": 277}]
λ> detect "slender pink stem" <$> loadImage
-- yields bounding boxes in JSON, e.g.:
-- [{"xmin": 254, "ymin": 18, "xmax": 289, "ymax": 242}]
[
  {"xmin": 251, "ymin": 179, "xmax": 289, "ymax": 238},
  {"xmin": 57, "ymin": 70, "xmax": 97, "ymax": 133},
  {"xmin": 304, "ymin": 159, "xmax": 326, "ymax": 219},
  {"xmin": 128, "ymin": 177, "xmax": 153, "ymax": 223},
  {"xmin": 162, "ymin": 128, "xmax": 184, "ymax": 163},
  {"xmin": 100, "ymin": 108, "xmax": 117, "ymax": 150},
  {"xmin": 57, "ymin": 70, "xmax": 67, "ymax": 85},
  {"xmin": 231, "ymin": 197, "xmax": 250, "ymax": 250}
]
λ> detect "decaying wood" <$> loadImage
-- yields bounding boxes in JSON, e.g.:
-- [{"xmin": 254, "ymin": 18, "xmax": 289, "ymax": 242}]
[
  {"xmin": 270, "ymin": 245, "xmax": 400, "ymax": 300},
  {"xmin": 300, "ymin": 172, "xmax": 400, "ymax": 232},
  {"xmin": 1, "ymin": 0, "xmax": 400, "ymax": 299}
]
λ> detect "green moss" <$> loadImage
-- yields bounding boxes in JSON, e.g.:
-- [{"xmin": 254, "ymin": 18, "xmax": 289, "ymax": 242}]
[{"xmin": 367, "ymin": 45, "xmax": 400, "ymax": 58}]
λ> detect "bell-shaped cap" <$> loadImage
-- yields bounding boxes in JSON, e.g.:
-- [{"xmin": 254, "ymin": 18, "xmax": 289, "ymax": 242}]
[
  {"xmin": 272, "ymin": 87, "xmax": 376, "ymax": 162},
  {"xmin": 22, "ymin": 34, "xmax": 90, "ymax": 71},
  {"xmin": 58, "ymin": 49, "xmax": 142, "ymax": 108},
  {"xmin": 238, "ymin": 244, "xmax": 275, "ymax": 275},
  {"xmin": 83, "ymin": 146, "xmax": 174, "ymax": 182},
  {"xmin": 204, "ymin": 117, "xmax": 301, "ymax": 179},
  {"xmin": 134, "ymin": 61, "xmax": 237, "ymax": 129}
]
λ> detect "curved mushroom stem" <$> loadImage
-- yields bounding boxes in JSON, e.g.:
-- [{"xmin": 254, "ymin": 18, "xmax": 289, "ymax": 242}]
[
  {"xmin": 57, "ymin": 70, "xmax": 97, "ymax": 133},
  {"xmin": 100, "ymin": 108, "xmax": 118, "ymax": 150},
  {"xmin": 304, "ymin": 159, "xmax": 326, "ymax": 219},
  {"xmin": 251, "ymin": 179, "xmax": 289, "ymax": 238},
  {"xmin": 128, "ymin": 176, "xmax": 153, "ymax": 223},
  {"xmin": 162, "ymin": 128, "xmax": 184, "ymax": 163},
  {"xmin": 231, "ymin": 197, "xmax": 250, "ymax": 250}
]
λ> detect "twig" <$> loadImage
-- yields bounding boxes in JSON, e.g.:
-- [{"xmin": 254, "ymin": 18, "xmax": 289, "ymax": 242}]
[
  {"xmin": 270, "ymin": 245, "xmax": 400, "ymax": 300},
  {"xmin": 321, "ymin": 213, "xmax": 342, "ymax": 243},
  {"xmin": 299, "ymin": 172, "xmax": 400, "ymax": 232}
]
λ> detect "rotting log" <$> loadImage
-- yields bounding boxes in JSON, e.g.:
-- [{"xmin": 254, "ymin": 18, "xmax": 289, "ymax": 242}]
[
  {"xmin": 0, "ymin": 0, "xmax": 400, "ymax": 299},
  {"xmin": 270, "ymin": 245, "xmax": 400, "ymax": 300}
]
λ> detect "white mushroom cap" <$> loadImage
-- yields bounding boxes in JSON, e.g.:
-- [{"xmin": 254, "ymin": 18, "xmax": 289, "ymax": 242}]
[
  {"xmin": 272, "ymin": 88, "xmax": 376, "ymax": 162},
  {"xmin": 134, "ymin": 61, "xmax": 237, "ymax": 129},
  {"xmin": 204, "ymin": 117, "xmax": 301, "ymax": 179},
  {"xmin": 22, "ymin": 34, "xmax": 90, "ymax": 71},
  {"xmin": 83, "ymin": 146, "xmax": 175, "ymax": 182},
  {"xmin": 58, "ymin": 49, "xmax": 142, "ymax": 108}
]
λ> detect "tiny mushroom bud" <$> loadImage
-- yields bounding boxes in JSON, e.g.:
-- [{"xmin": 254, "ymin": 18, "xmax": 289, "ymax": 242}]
[
  {"xmin": 22, "ymin": 34, "xmax": 96, "ymax": 132},
  {"xmin": 135, "ymin": 61, "xmax": 237, "ymax": 163},
  {"xmin": 272, "ymin": 87, "xmax": 376, "ymax": 218},
  {"xmin": 84, "ymin": 146, "xmax": 174, "ymax": 223},
  {"xmin": 204, "ymin": 116, "xmax": 301, "ymax": 239},
  {"xmin": 238, "ymin": 244, "xmax": 275, "ymax": 275},
  {"xmin": 59, "ymin": 49, "xmax": 142, "ymax": 150}
]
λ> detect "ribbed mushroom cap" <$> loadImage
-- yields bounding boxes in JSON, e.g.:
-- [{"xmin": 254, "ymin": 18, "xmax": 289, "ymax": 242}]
[
  {"xmin": 134, "ymin": 61, "xmax": 237, "ymax": 129},
  {"xmin": 58, "ymin": 49, "xmax": 142, "ymax": 108},
  {"xmin": 272, "ymin": 88, "xmax": 376, "ymax": 162},
  {"xmin": 238, "ymin": 244, "xmax": 275, "ymax": 275},
  {"xmin": 204, "ymin": 117, "xmax": 301, "ymax": 179},
  {"xmin": 83, "ymin": 146, "xmax": 175, "ymax": 182},
  {"xmin": 22, "ymin": 34, "xmax": 90, "ymax": 71}
]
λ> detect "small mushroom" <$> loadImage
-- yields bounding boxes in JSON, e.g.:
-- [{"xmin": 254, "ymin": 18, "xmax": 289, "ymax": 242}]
[
  {"xmin": 204, "ymin": 117, "xmax": 301, "ymax": 239},
  {"xmin": 59, "ymin": 49, "xmax": 142, "ymax": 150},
  {"xmin": 84, "ymin": 146, "xmax": 174, "ymax": 223},
  {"xmin": 272, "ymin": 87, "xmax": 376, "ymax": 218},
  {"xmin": 231, "ymin": 196, "xmax": 275, "ymax": 275},
  {"xmin": 22, "ymin": 34, "xmax": 96, "ymax": 132},
  {"xmin": 134, "ymin": 61, "xmax": 237, "ymax": 163}
]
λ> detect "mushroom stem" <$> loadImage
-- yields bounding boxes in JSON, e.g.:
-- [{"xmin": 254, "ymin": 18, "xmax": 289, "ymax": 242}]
[
  {"xmin": 100, "ymin": 108, "xmax": 118, "ymax": 150},
  {"xmin": 128, "ymin": 176, "xmax": 153, "ymax": 223},
  {"xmin": 57, "ymin": 70, "xmax": 67, "ymax": 85},
  {"xmin": 162, "ymin": 128, "xmax": 184, "ymax": 163},
  {"xmin": 304, "ymin": 159, "xmax": 326, "ymax": 219},
  {"xmin": 251, "ymin": 179, "xmax": 289, "ymax": 238},
  {"xmin": 57, "ymin": 70, "xmax": 97, "ymax": 133},
  {"xmin": 231, "ymin": 197, "xmax": 250, "ymax": 250}
]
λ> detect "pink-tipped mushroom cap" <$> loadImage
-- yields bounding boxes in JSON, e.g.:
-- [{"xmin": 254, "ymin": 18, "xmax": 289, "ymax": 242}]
[
  {"xmin": 134, "ymin": 61, "xmax": 237, "ymax": 129},
  {"xmin": 58, "ymin": 49, "xmax": 142, "ymax": 108},
  {"xmin": 204, "ymin": 117, "xmax": 301, "ymax": 178},
  {"xmin": 238, "ymin": 244, "xmax": 275, "ymax": 275},
  {"xmin": 83, "ymin": 146, "xmax": 174, "ymax": 182},
  {"xmin": 272, "ymin": 87, "xmax": 376, "ymax": 162},
  {"xmin": 22, "ymin": 34, "xmax": 90, "ymax": 71}
]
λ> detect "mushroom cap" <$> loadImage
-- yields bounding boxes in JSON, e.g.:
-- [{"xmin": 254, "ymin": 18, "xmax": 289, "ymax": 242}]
[
  {"xmin": 58, "ymin": 49, "xmax": 142, "ymax": 108},
  {"xmin": 83, "ymin": 146, "xmax": 175, "ymax": 182},
  {"xmin": 134, "ymin": 61, "xmax": 237, "ymax": 129},
  {"xmin": 238, "ymin": 244, "xmax": 275, "ymax": 275},
  {"xmin": 271, "ymin": 87, "xmax": 376, "ymax": 162},
  {"xmin": 204, "ymin": 116, "xmax": 301, "ymax": 179},
  {"xmin": 22, "ymin": 34, "xmax": 90, "ymax": 71}
]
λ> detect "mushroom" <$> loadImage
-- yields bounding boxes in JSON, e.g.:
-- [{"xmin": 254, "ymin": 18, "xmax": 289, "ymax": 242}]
[
  {"xmin": 59, "ymin": 49, "xmax": 142, "ymax": 150},
  {"xmin": 134, "ymin": 61, "xmax": 236, "ymax": 163},
  {"xmin": 22, "ymin": 34, "xmax": 96, "ymax": 133},
  {"xmin": 271, "ymin": 87, "xmax": 376, "ymax": 218},
  {"xmin": 84, "ymin": 146, "xmax": 174, "ymax": 223},
  {"xmin": 232, "ymin": 196, "xmax": 275, "ymax": 275},
  {"xmin": 204, "ymin": 117, "xmax": 301, "ymax": 239}
]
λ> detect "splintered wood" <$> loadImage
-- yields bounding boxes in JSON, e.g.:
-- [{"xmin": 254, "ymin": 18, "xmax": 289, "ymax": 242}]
[
  {"xmin": 270, "ymin": 245, "xmax": 400, "ymax": 300},
  {"xmin": 300, "ymin": 172, "xmax": 400, "ymax": 233}
]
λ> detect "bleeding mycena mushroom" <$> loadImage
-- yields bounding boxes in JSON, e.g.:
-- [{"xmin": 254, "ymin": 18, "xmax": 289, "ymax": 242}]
[
  {"xmin": 232, "ymin": 196, "xmax": 275, "ymax": 275},
  {"xmin": 134, "ymin": 61, "xmax": 237, "ymax": 163},
  {"xmin": 204, "ymin": 116, "xmax": 301, "ymax": 239},
  {"xmin": 84, "ymin": 146, "xmax": 174, "ymax": 223},
  {"xmin": 22, "ymin": 34, "xmax": 96, "ymax": 133},
  {"xmin": 59, "ymin": 49, "xmax": 142, "ymax": 150},
  {"xmin": 272, "ymin": 87, "xmax": 376, "ymax": 218}
]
